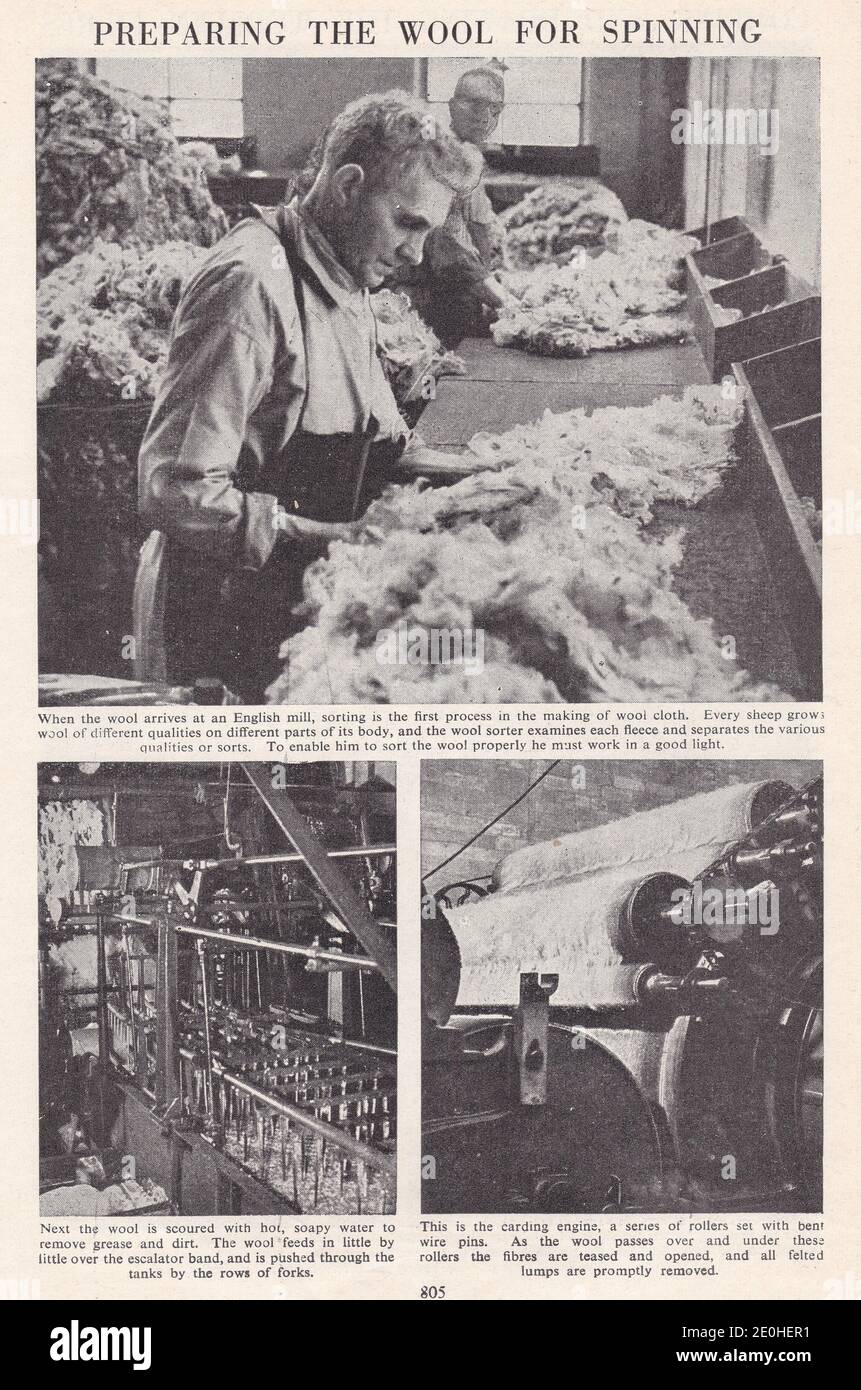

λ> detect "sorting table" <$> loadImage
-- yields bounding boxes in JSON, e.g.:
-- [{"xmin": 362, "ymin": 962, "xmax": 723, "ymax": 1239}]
[
  {"xmin": 417, "ymin": 336, "xmax": 811, "ymax": 698},
  {"xmin": 420, "ymin": 337, "xmax": 710, "ymax": 447}
]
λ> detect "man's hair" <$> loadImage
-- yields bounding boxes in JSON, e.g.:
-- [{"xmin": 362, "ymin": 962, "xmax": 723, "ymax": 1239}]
[
  {"xmin": 319, "ymin": 89, "xmax": 481, "ymax": 194},
  {"xmin": 453, "ymin": 67, "xmax": 506, "ymax": 101}
]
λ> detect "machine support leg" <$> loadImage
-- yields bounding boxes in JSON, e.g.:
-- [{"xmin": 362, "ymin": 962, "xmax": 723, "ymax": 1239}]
[{"xmin": 514, "ymin": 973, "xmax": 558, "ymax": 1107}]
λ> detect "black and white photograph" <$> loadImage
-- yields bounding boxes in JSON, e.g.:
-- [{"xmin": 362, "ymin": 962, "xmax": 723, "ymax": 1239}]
[
  {"xmin": 36, "ymin": 54, "xmax": 821, "ymax": 707},
  {"xmin": 38, "ymin": 760, "xmax": 397, "ymax": 1216},
  {"xmin": 421, "ymin": 760, "xmax": 822, "ymax": 1215},
  {"xmin": 5, "ymin": 0, "xmax": 860, "ymax": 1324}
]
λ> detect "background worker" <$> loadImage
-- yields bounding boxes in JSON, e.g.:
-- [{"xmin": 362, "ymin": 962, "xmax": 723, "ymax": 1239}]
[{"xmin": 396, "ymin": 65, "xmax": 515, "ymax": 344}]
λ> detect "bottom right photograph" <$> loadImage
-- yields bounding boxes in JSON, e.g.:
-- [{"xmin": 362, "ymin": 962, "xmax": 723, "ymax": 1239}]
[{"xmin": 421, "ymin": 760, "xmax": 823, "ymax": 1216}]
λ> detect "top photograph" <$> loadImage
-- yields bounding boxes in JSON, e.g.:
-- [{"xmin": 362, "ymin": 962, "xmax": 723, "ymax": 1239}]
[{"xmin": 36, "ymin": 54, "xmax": 821, "ymax": 707}]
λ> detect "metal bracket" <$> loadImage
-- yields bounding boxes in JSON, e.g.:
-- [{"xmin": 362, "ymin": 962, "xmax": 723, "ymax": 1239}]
[{"xmin": 514, "ymin": 972, "xmax": 558, "ymax": 1107}]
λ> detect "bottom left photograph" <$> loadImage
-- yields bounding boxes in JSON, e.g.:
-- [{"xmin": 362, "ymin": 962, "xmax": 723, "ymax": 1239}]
[{"xmin": 37, "ymin": 760, "xmax": 397, "ymax": 1217}]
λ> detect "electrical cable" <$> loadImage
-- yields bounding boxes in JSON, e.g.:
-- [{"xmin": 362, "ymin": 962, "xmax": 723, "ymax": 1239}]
[{"xmin": 424, "ymin": 760, "xmax": 561, "ymax": 880}]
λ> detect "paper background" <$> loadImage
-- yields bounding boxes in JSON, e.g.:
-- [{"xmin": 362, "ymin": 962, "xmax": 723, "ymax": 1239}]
[{"xmin": 2, "ymin": 0, "xmax": 858, "ymax": 1300}]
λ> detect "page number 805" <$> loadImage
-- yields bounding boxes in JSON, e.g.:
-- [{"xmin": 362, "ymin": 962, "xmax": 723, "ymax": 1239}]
[{"xmin": 420, "ymin": 1286, "xmax": 446, "ymax": 1300}]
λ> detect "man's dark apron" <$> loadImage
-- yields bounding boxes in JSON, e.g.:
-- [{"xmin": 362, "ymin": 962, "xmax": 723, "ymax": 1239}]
[{"xmin": 136, "ymin": 213, "xmax": 398, "ymax": 704}]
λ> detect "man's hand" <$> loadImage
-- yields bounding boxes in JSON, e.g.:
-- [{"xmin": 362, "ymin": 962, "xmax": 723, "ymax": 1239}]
[
  {"xmin": 478, "ymin": 272, "xmax": 517, "ymax": 316},
  {"xmin": 274, "ymin": 510, "xmax": 360, "ymax": 548},
  {"xmin": 392, "ymin": 447, "xmax": 475, "ymax": 480}
]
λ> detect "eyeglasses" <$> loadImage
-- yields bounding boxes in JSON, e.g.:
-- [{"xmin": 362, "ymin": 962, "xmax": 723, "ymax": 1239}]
[{"xmin": 456, "ymin": 97, "xmax": 504, "ymax": 118}]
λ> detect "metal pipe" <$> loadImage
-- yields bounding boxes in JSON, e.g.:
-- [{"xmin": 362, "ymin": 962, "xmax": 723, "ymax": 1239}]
[
  {"xmin": 123, "ymin": 932, "xmax": 138, "ymax": 1068},
  {"xmin": 62, "ymin": 912, "xmax": 156, "ymax": 929},
  {"xmin": 155, "ymin": 915, "xmax": 180, "ymax": 1110},
  {"xmin": 254, "ymin": 950, "xmax": 263, "ymax": 1013},
  {"xmin": 174, "ymin": 923, "xmax": 379, "ymax": 971},
  {"xmin": 80, "ymin": 887, "xmax": 392, "ymax": 929},
  {"xmin": 57, "ymin": 984, "xmax": 122, "ymax": 996},
  {"xmin": 93, "ymin": 910, "xmax": 111, "ymax": 1148},
  {"xmin": 196, "ymin": 899, "xmax": 319, "ymax": 914},
  {"xmin": 186, "ymin": 845, "xmax": 397, "ymax": 871},
  {"xmin": 95, "ymin": 912, "xmax": 109, "ymax": 1071},
  {"xmin": 328, "ymin": 1036, "xmax": 397, "ymax": 1060},
  {"xmin": 215, "ymin": 1065, "xmax": 396, "ymax": 1176},
  {"xmin": 197, "ymin": 939, "xmax": 217, "ymax": 1120},
  {"xmin": 109, "ymin": 845, "xmax": 395, "ymax": 873},
  {"xmin": 733, "ymin": 841, "xmax": 815, "ymax": 874}
]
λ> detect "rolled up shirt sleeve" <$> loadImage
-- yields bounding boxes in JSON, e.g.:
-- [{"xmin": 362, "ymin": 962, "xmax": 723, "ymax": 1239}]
[
  {"xmin": 369, "ymin": 318, "xmax": 412, "ymax": 449},
  {"xmin": 464, "ymin": 181, "xmax": 497, "ymax": 229},
  {"xmin": 138, "ymin": 265, "xmax": 285, "ymax": 570}
]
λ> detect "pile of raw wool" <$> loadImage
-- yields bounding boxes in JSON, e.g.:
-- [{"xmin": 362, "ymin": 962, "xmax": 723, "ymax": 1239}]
[
  {"xmin": 371, "ymin": 290, "xmax": 465, "ymax": 405},
  {"xmin": 36, "ymin": 59, "xmax": 227, "ymax": 277},
  {"xmin": 500, "ymin": 180, "xmax": 629, "ymax": 268},
  {"xmin": 266, "ymin": 385, "xmax": 784, "ymax": 706},
  {"xmin": 37, "ymin": 239, "xmax": 207, "ymax": 404},
  {"xmin": 492, "ymin": 222, "xmax": 699, "ymax": 358},
  {"xmin": 38, "ymin": 799, "xmax": 105, "ymax": 924},
  {"xmin": 37, "ymin": 242, "xmax": 457, "ymax": 411}
]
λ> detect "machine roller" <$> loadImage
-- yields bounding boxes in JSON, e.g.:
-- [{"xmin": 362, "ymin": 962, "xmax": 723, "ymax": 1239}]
[{"xmin": 422, "ymin": 777, "xmax": 823, "ymax": 1214}]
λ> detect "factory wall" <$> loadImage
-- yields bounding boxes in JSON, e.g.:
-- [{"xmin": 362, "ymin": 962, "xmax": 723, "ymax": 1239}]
[
  {"xmin": 242, "ymin": 57, "xmax": 416, "ymax": 170},
  {"xmin": 586, "ymin": 58, "xmax": 688, "ymax": 224},
  {"xmin": 746, "ymin": 57, "xmax": 821, "ymax": 288},
  {"xmin": 683, "ymin": 58, "xmax": 821, "ymax": 286},
  {"xmin": 240, "ymin": 57, "xmax": 684, "ymax": 223},
  {"xmin": 421, "ymin": 759, "xmax": 815, "ymax": 885}
]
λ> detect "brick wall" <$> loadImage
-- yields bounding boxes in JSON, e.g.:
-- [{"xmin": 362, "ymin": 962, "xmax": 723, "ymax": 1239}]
[{"xmin": 421, "ymin": 759, "xmax": 819, "ymax": 887}]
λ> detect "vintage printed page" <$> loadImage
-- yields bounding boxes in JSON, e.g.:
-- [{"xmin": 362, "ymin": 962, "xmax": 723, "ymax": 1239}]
[{"xmin": 0, "ymin": 0, "xmax": 859, "ymax": 1345}]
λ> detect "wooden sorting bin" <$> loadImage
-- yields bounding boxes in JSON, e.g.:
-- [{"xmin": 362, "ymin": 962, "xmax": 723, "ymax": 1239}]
[
  {"xmin": 691, "ymin": 230, "xmax": 774, "ymax": 281},
  {"xmin": 685, "ymin": 214, "xmax": 750, "ymax": 246},
  {"xmin": 732, "ymin": 338, "xmax": 822, "ymax": 697},
  {"xmin": 687, "ymin": 239, "xmax": 821, "ymax": 382},
  {"xmin": 739, "ymin": 338, "xmax": 822, "ymax": 506}
]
